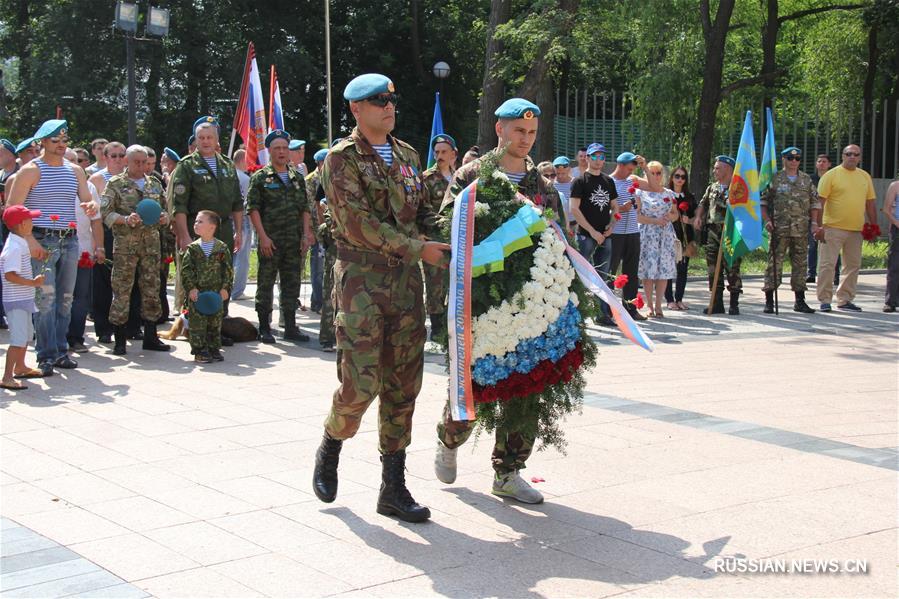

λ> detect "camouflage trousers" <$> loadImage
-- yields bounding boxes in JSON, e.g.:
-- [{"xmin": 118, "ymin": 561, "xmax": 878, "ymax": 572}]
[
  {"xmin": 763, "ymin": 234, "xmax": 809, "ymax": 293},
  {"xmin": 318, "ymin": 244, "xmax": 336, "ymax": 347},
  {"xmin": 705, "ymin": 223, "xmax": 743, "ymax": 293},
  {"xmin": 324, "ymin": 258, "xmax": 426, "ymax": 454},
  {"xmin": 423, "ymin": 262, "xmax": 448, "ymax": 315},
  {"xmin": 187, "ymin": 301, "xmax": 222, "ymax": 353},
  {"xmin": 437, "ymin": 399, "xmax": 535, "ymax": 474},
  {"xmin": 110, "ymin": 250, "xmax": 161, "ymax": 325},
  {"xmin": 255, "ymin": 239, "xmax": 302, "ymax": 315}
]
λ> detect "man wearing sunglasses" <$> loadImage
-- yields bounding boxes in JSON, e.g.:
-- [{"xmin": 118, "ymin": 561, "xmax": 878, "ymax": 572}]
[
  {"xmin": 814, "ymin": 144, "xmax": 878, "ymax": 312},
  {"xmin": 760, "ymin": 147, "xmax": 820, "ymax": 314},
  {"xmin": 6, "ymin": 119, "xmax": 97, "ymax": 376},
  {"xmin": 313, "ymin": 73, "xmax": 449, "ymax": 523}
]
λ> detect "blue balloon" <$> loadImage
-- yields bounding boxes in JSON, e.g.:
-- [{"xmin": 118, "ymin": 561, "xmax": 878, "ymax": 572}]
[
  {"xmin": 195, "ymin": 290, "xmax": 223, "ymax": 316},
  {"xmin": 135, "ymin": 199, "xmax": 162, "ymax": 226}
]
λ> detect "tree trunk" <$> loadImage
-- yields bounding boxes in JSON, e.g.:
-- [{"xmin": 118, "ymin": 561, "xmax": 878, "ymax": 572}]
[
  {"xmin": 477, "ymin": 0, "xmax": 511, "ymax": 151},
  {"xmin": 861, "ymin": 22, "xmax": 879, "ymax": 156},
  {"xmin": 760, "ymin": 0, "xmax": 779, "ymax": 111},
  {"xmin": 145, "ymin": 45, "xmax": 163, "ymax": 151},
  {"xmin": 14, "ymin": 0, "xmax": 32, "ymax": 129},
  {"xmin": 409, "ymin": 0, "xmax": 428, "ymax": 83},
  {"xmin": 534, "ymin": 78, "xmax": 555, "ymax": 160},
  {"xmin": 689, "ymin": 0, "xmax": 736, "ymax": 198}
]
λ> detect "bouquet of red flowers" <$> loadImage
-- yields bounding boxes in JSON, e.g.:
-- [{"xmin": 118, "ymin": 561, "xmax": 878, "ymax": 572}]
[
  {"xmin": 77, "ymin": 251, "xmax": 94, "ymax": 269},
  {"xmin": 861, "ymin": 223, "xmax": 881, "ymax": 241}
]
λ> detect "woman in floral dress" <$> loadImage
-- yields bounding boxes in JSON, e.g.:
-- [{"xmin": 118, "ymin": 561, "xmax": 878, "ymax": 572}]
[{"xmin": 635, "ymin": 161, "xmax": 678, "ymax": 317}]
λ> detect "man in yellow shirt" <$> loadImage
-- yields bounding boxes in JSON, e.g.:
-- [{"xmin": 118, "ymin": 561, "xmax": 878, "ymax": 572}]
[{"xmin": 813, "ymin": 144, "xmax": 878, "ymax": 311}]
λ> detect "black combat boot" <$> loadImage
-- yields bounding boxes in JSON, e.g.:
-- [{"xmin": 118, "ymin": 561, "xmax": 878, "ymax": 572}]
[
  {"xmin": 142, "ymin": 321, "xmax": 171, "ymax": 351},
  {"xmin": 763, "ymin": 291, "xmax": 775, "ymax": 314},
  {"xmin": 113, "ymin": 325, "xmax": 127, "ymax": 355},
  {"xmin": 702, "ymin": 290, "xmax": 725, "ymax": 314},
  {"xmin": 312, "ymin": 433, "xmax": 342, "ymax": 503},
  {"xmin": 376, "ymin": 451, "xmax": 431, "ymax": 523},
  {"xmin": 793, "ymin": 291, "xmax": 815, "ymax": 314},
  {"xmin": 257, "ymin": 310, "xmax": 276, "ymax": 344},
  {"xmin": 283, "ymin": 310, "xmax": 309, "ymax": 342},
  {"xmin": 728, "ymin": 292, "xmax": 740, "ymax": 315}
]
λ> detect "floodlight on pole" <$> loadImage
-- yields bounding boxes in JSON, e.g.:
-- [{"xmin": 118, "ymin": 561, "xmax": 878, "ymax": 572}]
[
  {"xmin": 147, "ymin": 6, "xmax": 170, "ymax": 36},
  {"xmin": 115, "ymin": 2, "xmax": 138, "ymax": 32}
]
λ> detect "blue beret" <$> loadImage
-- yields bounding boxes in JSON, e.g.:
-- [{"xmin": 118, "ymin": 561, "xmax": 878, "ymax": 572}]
[
  {"xmin": 135, "ymin": 199, "xmax": 162, "ymax": 226},
  {"xmin": 187, "ymin": 135, "xmax": 196, "ymax": 148},
  {"xmin": 193, "ymin": 116, "xmax": 219, "ymax": 133},
  {"xmin": 494, "ymin": 98, "xmax": 541, "ymax": 120},
  {"xmin": 313, "ymin": 149, "xmax": 328, "ymax": 163},
  {"xmin": 344, "ymin": 74, "xmax": 395, "ymax": 101},
  {"xmin": 265, "ymin": 129, "xmax": 291, "ymax": 148},
  {"xmin": 587, "ymin": 143, "xmax": 606, "ymax": 156},
  {"xmin": 33, "ymin": 119, "xmax": 67, "ymax": 141},
  {"xmin": 163, "ymin": 147, "xmax": 180, "ymax": 162},
  {"xmin": 616, "ymin": 151, "xmax": 638, "ymax": 164},
  {"xmin": 430, "ymin": 134, "xmax": 457, "ymax": 151},
  {"xmin": 288, "ymin": 140, "xmax": 306, "ymax": 151},
  {"xmin": 330, "ymin": 137, "xmax": 343, "ymax": 148},
  {"xmin": 716, "ymin": 155, "xmax": 736, "ymax": 167},
  {"xmin": 15, "ymin": 138, "xmax": 35, "ymax": 154},
  {"xmin": 195, "ymin": 290, "xmax": 223, "ymax": 316},
  {"xmin": 552, "ymin": 156, "xmax": 570, "ymax": 167},
  {"xmin": 781, "ymin": 147, "xmax": 801, "ymax": 157},
  {"xmin": 1, "ymin": 139, "xmax": 17, "ymax": 155}
]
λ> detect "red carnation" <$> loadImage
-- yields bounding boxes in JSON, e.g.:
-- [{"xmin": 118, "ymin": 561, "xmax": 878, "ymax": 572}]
[
  {"xmin": 663, "ymin": 197, "xmax": 670, "ymax": 203},
  {"xmin": 77, "ymin": 251, "xmax": 94, "ymax": 269},
  {"xmin": 68, "ymin": 221, "xmax": 77, "ymax": 229},
  {"xmin": 613, "ymin": 213, "xmax": 622, "ymax": 221},
  {"xmin": 678, "ymin": 201, "xmax": 689, "ymax": 212},
  {"xmin": 49, "ymin": 214, "xmax": 60, "ymax": 222},
  {"xmin": 613, "ymin": 274, "xmax": 628, "ymax": 289},
  {"xmin": 627, "ymin": 186, "xmax": 637, "ymax": 195},
  {"xmin": 163, "ymin": 256, "xmax": 174, "ymax": 264},
  {"xmin": 634, "ymin": 293, "xmax": 645, "ymax": 309}
]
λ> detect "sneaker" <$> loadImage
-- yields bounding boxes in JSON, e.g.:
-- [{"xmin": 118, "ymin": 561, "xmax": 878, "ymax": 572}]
[
  {"xmin": 194, "ymin": 351, "xmax": 213, "ymax": 364},
  {"xmin": 492, "ymin": 471, "xmax": 544, "ymax": 504},
  {"xmin": 54, "ymin": 355, "xmax": 78, "ymax": 369},
  {"xmin": 38, "ymin": 361, "xmax": 54, "ymax": 377},
  {"xmin": 434, "ymin": 440, "xmax": 457, "ymax": 484},
  {"xmin": 68, "ymin": 341, "xmax": 88, "ymax": 352},
  {"xmin": 320, "ymin": 343, "xmax": 335, "ymax": 353},
  {"xmin": 837, "ymin": 302, "xmax": 862, "ymax": 312},
  {"xmin": 819, "ymin": 303, "xmax": 832, "ymax": 312}
]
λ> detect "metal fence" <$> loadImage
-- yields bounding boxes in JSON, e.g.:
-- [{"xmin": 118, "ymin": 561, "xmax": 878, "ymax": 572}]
[{"xmin": 554, "ymin": 89, "xmax": 899, "ymax": 180}]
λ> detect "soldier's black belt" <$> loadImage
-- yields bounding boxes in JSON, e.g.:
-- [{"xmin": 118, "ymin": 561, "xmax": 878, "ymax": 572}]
[{"xmin": 337, "ymin": 247, "xmax": 403, "ymax": 268}]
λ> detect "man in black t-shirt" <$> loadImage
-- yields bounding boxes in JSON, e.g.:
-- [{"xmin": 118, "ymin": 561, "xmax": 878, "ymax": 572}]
[{"xmin": 570, "ymin": 143, "xmax": 618, "ymax": 323}]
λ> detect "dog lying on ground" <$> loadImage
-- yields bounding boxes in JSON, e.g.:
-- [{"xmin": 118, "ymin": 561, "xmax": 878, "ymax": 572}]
[{"xmin": 161, "ymin": 315, "xmax": 258, "ymax": 342}]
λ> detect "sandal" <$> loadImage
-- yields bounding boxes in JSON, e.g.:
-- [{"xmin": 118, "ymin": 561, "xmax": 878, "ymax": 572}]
[
  {"xmin": 1, "ymin": 381, "xmax": 27, "ymax": 390},
  {"xmin": 667, "ymin": 302, "xmax": 678, "ymax": 311},
  {"xmin": 13, "ymin": 368, "xmax": 44, "ymax": 379},
  {"xmin": 677, "ymin": 301, "xmax": 689, "ymax": 310}
]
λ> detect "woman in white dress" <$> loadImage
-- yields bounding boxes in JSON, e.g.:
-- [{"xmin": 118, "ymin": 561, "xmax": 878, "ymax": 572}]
[{"xmin": 635, "ymin": 161, "xmax": 678, "ymax": 317}]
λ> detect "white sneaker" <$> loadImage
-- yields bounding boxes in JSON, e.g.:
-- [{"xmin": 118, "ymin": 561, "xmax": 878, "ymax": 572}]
[
  {"xmin": 434, "ymin": 440, "xmax": 457, "ymax": 484},
  {"xmin": 492, "ymin": 471, "xmax": 544, "ymax": 504}
]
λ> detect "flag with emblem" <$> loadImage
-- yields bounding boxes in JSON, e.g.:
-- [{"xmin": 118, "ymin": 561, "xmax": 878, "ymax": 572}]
[
  {"xmin": 723, "ymin": 111, "xmax": 766, "ymax": 267},
  {"xmin": 426, "ymin": 91, "xmax": 444, "ymax": 169},
  {"xmin": 268, "ymin": 65, "xmax": 284, "ymax": 133},
  {"xmin": 232, "ymin": 42, "xmax": 268, "ymax": 168},
  {"xmin": 759, "ymin": 107, "xmax": 777, "ymax": 193}
]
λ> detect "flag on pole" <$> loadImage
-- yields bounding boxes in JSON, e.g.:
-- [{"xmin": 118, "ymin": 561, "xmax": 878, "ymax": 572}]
[
  {"xmin": 232, "ymin": 42, "xmax": 268, "ymax": 168},
  {"xmin": 426, "ymin": 92, "xmax": 444, "ymax": 169},
  {"xmin": 723, "ymin": 111, "xmax": 766, "ymax": 267},
  {"xmin": 759, "ymin": 107, "xmax": 777, "ymax": 193},
  {"xmin": 268, "ymin": 65, "xmax": 284, "ymax": 133}
]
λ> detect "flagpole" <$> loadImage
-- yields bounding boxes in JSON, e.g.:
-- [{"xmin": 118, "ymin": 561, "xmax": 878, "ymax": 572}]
[
  {"xmin": 708, "ymin": 234, "xmax": 725, "ymax": 315},
  {"xmin": 325, "ymin": 0, "xmax": 332, "ymax": 145}
]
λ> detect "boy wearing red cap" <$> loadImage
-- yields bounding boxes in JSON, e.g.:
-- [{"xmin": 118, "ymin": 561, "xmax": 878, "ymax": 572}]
[{"xmin": 1, "ymin": 205, "xmax": 46, "ymax": 389}]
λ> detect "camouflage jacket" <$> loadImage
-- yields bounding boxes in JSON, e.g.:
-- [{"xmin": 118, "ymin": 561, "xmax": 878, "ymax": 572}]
[
  {"xmin": 246, "ymin": 164, "xmax": 308, "ymax": 243},
  {"xmin": 168, "ymin": 151, "xmax": 242, "ymax": 245},
  {"xmin": 421, "ymin": 166, "xmax": 451, "ymax": 215},
  {"xmin": 699, "ymin": 182, "xmax": 730, "ymax": 226},
  {"xmin": 321, "ymin": 127, "xmax": 437, "ymax": 264},
  {"xmin": 180, "ymin": 238, "xmax": 233, "ymax": 293},
  {"xmin": 100, "ymin": 171, "xmax": 165, "ymax": 255},
  {"xmin": 761, "ymin": 170, "xmax": 821, "ymax": 237},
  {"xmin": 440, "ymin": 150, "xmax": 558, "ymax": 216},
  {"xmin": 304, "ymin": 169, "xmax": 322, "ymax": 233}
]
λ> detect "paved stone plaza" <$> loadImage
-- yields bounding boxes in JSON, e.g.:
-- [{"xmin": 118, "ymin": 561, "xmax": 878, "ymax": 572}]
[{"xmin": 1, "ymin": 273, "xmax": 896, "ymax": 598}]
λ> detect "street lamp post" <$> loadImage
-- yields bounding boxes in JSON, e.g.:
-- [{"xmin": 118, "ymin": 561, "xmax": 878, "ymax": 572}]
[
  {"xmin": 432, "ymin": 61, "xmax": 450, "ymax": 98},
  {"xmin": 114, "ymin": 2, "xmax": 170, "ymax": 145}
]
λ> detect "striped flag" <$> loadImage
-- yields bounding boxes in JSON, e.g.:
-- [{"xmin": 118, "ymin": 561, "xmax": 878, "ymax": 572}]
[
  {"xmin": 232, "ymin": 42, "xmax": 268, "ymax": 168},
  {"xmin": 268, "ymin": 65, "xmax": 284, "ymax": 133}
]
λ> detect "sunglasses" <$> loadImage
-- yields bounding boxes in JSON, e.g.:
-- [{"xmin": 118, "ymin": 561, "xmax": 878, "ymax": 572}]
[
  {"xmin": 108, "ymin": 153, "xmax": 126, "ymax": 159},
  {"xmin": 588, "ymin": 153, "xmax": 605, "ymax": 161},
  {"xmin": 49, "ymin": 136, "xmax": 70, "ymax": 144},
  {"xmin": 673, "ymin": 174, "xmax": 686, "ymax": 179},
  {"xmin": 544, "ymin": 173, "xmax": 557, "ymax": 178},
  {"xmin": 649, "ymin": 170, "xmax": 663, "ymax": 176},
  {"xmin": 785, "ymin": 156, "xmax": 801, "ymax": 161},
  {"xmin": 364, "ymin": 93, "xmax": 399, "ymax": 108},
  {"xmin": 77, "ymin": 158, "xmax": 90, "ymax": 164},
  {"xmin": 843, "ymin": 152, "xmax": 860, "ymax": 157}
]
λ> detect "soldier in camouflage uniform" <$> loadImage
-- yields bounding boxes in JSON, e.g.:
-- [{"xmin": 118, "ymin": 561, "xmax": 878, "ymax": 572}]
[
  {"xmin": 434, "ymin": 98, "xmax": 552, "ymax": 506},
  {"xmin": 100, "ymin": 145, "xmax": 171, "ymax": 355},
  {"xmin": 311, "ymin": 73, "xmax": 448, "ymax": 523},
  {"xmin": 181, "ymin": 210, "xmax": 233, "ymax": 363},
  {"xmin": 307, "ymin": 149, "xmax": 337, "ymax": 351},
  {"xmin": 421, "ymin": 134, "xmax": 457, "ymax": 339},
  {"xmin": 247, "ymin": 130, "xmax": 314, "ymax": 343},
  {"xmin": 761, "ymin": 147, "xmax": 820, "ymax": 314},
  {"xmin": 694, "ymin": 156, "xmax": 742, "ymax": 315}
]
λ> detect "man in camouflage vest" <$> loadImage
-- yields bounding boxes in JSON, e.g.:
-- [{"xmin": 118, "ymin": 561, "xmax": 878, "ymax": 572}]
[
  {"xmin": 694, "ymin": 156, "xmax": 742, "ymax": 315},
  {"xmin": 761, "ymin": 147, "xmax": 820, "ymax": 314},
  {"xmin": 421, "ymin": 133, "xmax": 457, "ymax": 339},
  {"xmin": 434, "ymin": 98, "xmax": 553, "ymax": 506},
  {"xmin": 247, "ymin": 130, "xmax": 314, "ymax": 343},
  {"xmin": 311, "ymin": 73, "xmax": 449, "ymax": 523},
  {"xmin": 100, "ymin": 145, "xmax": 171, "ymax": 355}
]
